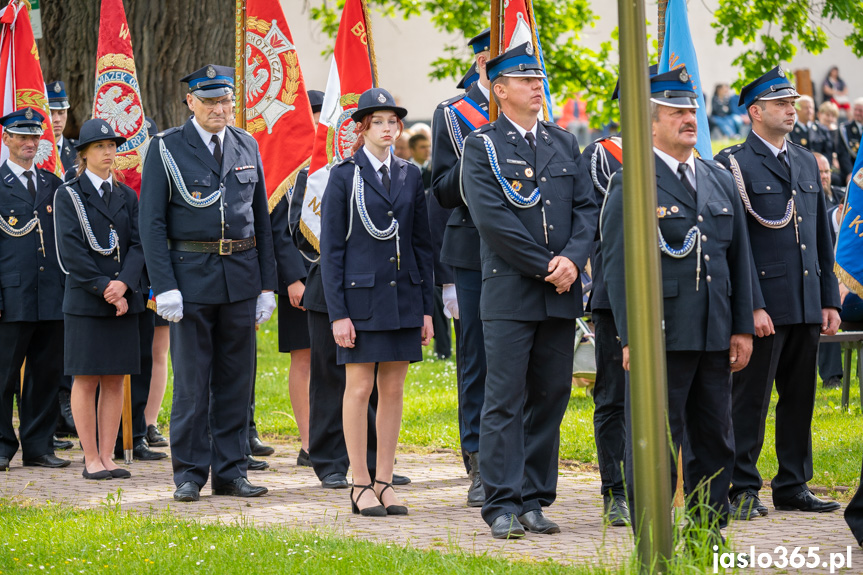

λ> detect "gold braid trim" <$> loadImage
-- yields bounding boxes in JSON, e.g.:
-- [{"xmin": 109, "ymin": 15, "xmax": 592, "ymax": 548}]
[
  {"xmin": 146, "ymin": 298, "xmax": 158, "ymax": 312},
  {"xmin": 267, "ymin": 157, "xmax": 311, "ymax": 213},
  {"xmin": 299, "ymin": 218, "xmax": 320, "ymax": 253},
  {"xmin": 246, "ymin": 117, "xmax": 266, "ymax": 134},
  {"xmin": 96, "ymin": 54, "xmax": 136, "ymax": 74},
  {"xmin": 835, "ymin": 263, "xmax": 863, "ymax": 299},
  {"xmin": 113, "ymin": 153, "xmax": 141, "ymax": 171},
  {"xmin": 280, "ymin": 51, "xmax": 300, "ymax": 106}
]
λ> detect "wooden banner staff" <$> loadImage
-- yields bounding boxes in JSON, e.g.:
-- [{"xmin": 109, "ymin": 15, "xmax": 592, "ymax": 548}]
[
  {"xmin": 361, "ymin": 0, "xmax": 380, "ymax": 87},
  {"xmin": 657, "ymin": 0, "xmax": 668, "ymax": 57},
  {"xmin": 122, "ymin": 374, "xmax": 133, "ymax": 464},
  {"xmin": 234, "ymin": 0, "xmax": 247, "ymax": 130},
  {"xmin": 488, "ymin": 0, "xmax": 503, "ymax": 121}
]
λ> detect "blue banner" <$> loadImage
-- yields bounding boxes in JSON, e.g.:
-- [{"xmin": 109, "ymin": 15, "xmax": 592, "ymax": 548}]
[
  {"xmin": 834, "ymin": 153, "xmax": 863, "ymax": 296},
  {"xmin": 658, "ymin": 0, "xmax": 712, "ymax": 159}
]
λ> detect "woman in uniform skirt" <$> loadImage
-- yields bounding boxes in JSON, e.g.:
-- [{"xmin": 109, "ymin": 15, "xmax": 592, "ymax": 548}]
[
  {"xmin": 321, "ymin": 88, "xmax": 434, "ymax": 516},
  {"xmin": 54, "ymin": 119, "xmax": 145, "ymax": 480}
]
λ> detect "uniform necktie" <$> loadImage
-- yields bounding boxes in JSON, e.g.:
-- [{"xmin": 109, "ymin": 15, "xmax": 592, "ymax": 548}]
[
  {"xmin": 22, "ymin": 170, "xmax": 35, "ymax": 200},
  {"xmin": 677, "ymin": 163, "xmax": 696, "ymax": 199},
  {"xmin": 211, "ymin": 134, "xmax": 222, "ymax": 165},
  {"xmin": 380, "ymin": 164, "xmax": 391, "ymax": 194},
  {"xmin": 100, "ymin": 181, "xmax": 111, "ymax": 208},
  {"xmin": 777, "ymin": 150, "xmax": 791, "ymax": 178},
  {"xmin": 525, "ymin": 131, "xmax": 537, "ymax": 152}
]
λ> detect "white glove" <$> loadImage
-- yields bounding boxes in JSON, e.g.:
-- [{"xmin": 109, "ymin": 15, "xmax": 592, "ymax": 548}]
[
  {"xmin": 155, "ymin": 289, "xmax": 183, "ymax": 323},
  {"xmin": 442, "ymin": 283, "xmax": 459, "ymax": 320},
  {"xmin": 256, "ymin": 291, "xmax": 277, "ymax": 324}
]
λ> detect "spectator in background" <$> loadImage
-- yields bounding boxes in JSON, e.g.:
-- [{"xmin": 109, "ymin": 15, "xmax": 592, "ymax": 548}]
[
  {"xmin": 408, "ymin": 133, "xmax": 432, "ymax": 190},
  {"xmin": 790, "ymin": 96, "xmax": 835, "ymax": 159},
  {"xmin": 394, "ymin": 132, "xmax": 411, "ymax": 160},
  {"xmin": 822, "ymin": 66, "xmax": 850, "ymax": 113},
  {"xmin": 818, "ymin": 101, "xmax": 853, "ymax": 185},
  {"xmin": 710, "ymin": 83, "xmax": 743, "ymax": 138}
]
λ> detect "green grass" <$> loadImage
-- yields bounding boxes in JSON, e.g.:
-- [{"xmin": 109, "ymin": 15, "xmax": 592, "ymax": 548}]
[{"xmin": 155, "ymin": 308, "xmax": 863, "ymax": 493}]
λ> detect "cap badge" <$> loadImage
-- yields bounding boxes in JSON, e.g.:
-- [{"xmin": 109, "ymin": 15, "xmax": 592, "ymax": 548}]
[
  {"xmin": 54, "ymin": 83, "xmax": 62, "ymax": 93},
  {"xmin": 24, "ymin": 108, "xmax": 33, "ymax": 120},
  {"xmin": 525, "ymin": 42, "xmax": 534, "ymax": 56},
  {"xmin": 100, "ymin": 125, "xmax": 109, "ymax": 134},
  {"xmin": 206, "ymin": 65, "xmax": 216, "ymax": 79},
  {"xmin": 777, "ymin": 66, "xmax": 785, "ymax": 78},
  {"xmin": 377, "ymin": 93, "xmax": 387, "ymax": 104},
  {"xmin": 679, "ymin": 69, "xmax": 690, "ymax": 83}
]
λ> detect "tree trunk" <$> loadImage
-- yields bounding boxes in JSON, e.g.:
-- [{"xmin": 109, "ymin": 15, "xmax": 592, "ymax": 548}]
[{"xmin": 37, "ymin": 0, "xmax": 233, "ymax": 138}]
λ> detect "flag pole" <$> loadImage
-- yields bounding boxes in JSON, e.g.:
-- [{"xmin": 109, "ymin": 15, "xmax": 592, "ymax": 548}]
[
  {"xmin": 523, "ymin": 0, "xmax": 549, "ymax": 121},
  {"xmin": 234, "ymin": 0, "xmax": 247, "ymax": 130},
  {"xmin": 361, "ymin": 0, "xmax": 379, "ymax": 88},
  {"xmin": 122, "ymin": 374, "xmax": 133, "ymax": 464},
  {"xmin": 658, "ymin": 0, "xmax": 668, "ymax": 56},
  {"xmin": 489, "ymin": 0, "xmax": 502, "ymax": 121}
]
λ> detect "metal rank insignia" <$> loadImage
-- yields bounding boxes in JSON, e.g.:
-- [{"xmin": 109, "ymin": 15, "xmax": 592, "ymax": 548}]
[
  {"xmin": 656, "ymin": 206, "xmax": 667, "ymax": 218},
  {"xmin": 46, "ymin": 205, "xmax": 52, "ymax": 214},
  {"xmin": 192, "ymin": 191, "xmax": 202, "ymax": 199},
  {"xmin": 511, "ymin": 180, "xmax": 523, "ymax": 192},
  {"xmin": 801, "ymin": 138, "xmax": 807, "ymax": 146},
  {"xmin": 524, "ymin": 167, "xmax": 534, "ymax": 178},
  {"xmin": 8, "ymin": 216, "xmax": 17, "ymax": 226}
]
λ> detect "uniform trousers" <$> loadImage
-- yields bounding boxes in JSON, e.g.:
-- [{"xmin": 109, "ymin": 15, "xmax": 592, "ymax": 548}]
[
  {"xmin": 591, "ymin": 309, "xmax": 627, "ymax": 499},
  {"xmin": 0, "ymin": 321, "xmax": 63, "ymax": 459},
  {"xmin": 845, "ymin": 455, "xmax": 863, "ymax": 545},
  {"xmin": 432, "ymin": 286, "xmax": 452, "ymax": 359},
  {"xmin": 730, "ymin": 324, "xmax": 819, "ymax": 503},
  {"xmin": 479, "ymin": 317, "xmax": 575, "ymax": 525},
  {"xmin": 307, "ymin": 309, "xmax": 378, "ymax": 480},
  {"xmin": 453, "ymin": 266, "xmax": 486, "ymax": 468},
  {"xmin": 625, "ymin": 350, "xmax": 734, "ymax": 525},
  {"xmin": 114, "ymin": 305, "xmax": 154, "ymax": 452},
  {"xmin": 169, "ymin": 298, "xmax": 256, "ymax": 488}
]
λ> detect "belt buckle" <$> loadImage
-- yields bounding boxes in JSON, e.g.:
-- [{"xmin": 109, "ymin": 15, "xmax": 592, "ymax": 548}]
[{"xmin": 218, "ymin": 238, "xmax": 232, "ymax": 255}]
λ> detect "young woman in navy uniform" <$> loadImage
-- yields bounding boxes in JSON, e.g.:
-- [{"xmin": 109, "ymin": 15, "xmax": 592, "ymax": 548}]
[
  {"xmin": 321, "ymin": 88, "xmax": 434, "ymax": 516},
  {"xmin": 54, "ymin": 119, "xmax": 145, "ymax": 480}
]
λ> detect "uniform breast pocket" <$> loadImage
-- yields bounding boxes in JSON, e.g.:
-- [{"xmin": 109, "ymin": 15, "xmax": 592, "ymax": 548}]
[
  {"xmin": 182, "ymin": 173, "xmax": 211, "ymax": 198},
  {"xmin": 798, "ymin": 180, "xmax": 820, "ymax": 215},
  {"xmin": 748, "ymin": 180, "xmax": 788, "ymax": 219},
  {"xmin": 498, "ymin": 163, "xmax": 535, "ymax": 197},
  {"xmin": 547, "ymin": 162, "xmax": 578, "ymax": 199},
  {"xmin": 0, "ymin": 272, "xmax": 20, "ymax": 288},
  {"xmin": 344, "ymin": 272, "xmax": 374, "ymax": 321},
  {"xmin": 235, "ymin": 170, "xmax": 259, "ymax": 202},
  {"xmin": 707, "ymin": 201, "xmax": 734, "ymax": 241}
]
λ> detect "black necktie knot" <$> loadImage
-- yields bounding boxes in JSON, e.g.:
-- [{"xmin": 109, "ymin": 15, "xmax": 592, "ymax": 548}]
[
  {"xmin": 100, "ymin": 181, "xmax": 112, "ymax": 208},
  {"xmin": 525, "ymin": 132, "xmax": 537, "ymax": 152},
  {"xmin": 379, "ymin": 164, "xmax": 391, "ymax": 193},
  {"xmin": 677, "ymin": 163, "xmax": 696, "ymax": 198},
  {"xmin": 211, "ymin": 134, "xmax": 222, "ymax": 165},
  {"xmin": 23, "ymin": 170, "xmax": 35, "ymax": 200},
  {"xmin": 777, "ymin": 150, "xmax": 791, "ymax": 178}
]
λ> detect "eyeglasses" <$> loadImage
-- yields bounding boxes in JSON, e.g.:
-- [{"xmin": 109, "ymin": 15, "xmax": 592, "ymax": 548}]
[
  {"xmin": 194, "ymin": 95, "xmax": 234, "ymax": 110},
  {"xmin": 819, "ymin": 169, "xmax": 833, "ymax": 174}
]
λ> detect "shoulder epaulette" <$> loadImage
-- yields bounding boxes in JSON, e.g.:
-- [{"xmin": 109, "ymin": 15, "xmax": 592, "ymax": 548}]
[
  {"xmin": 155, "ymin": 126, "xmax": 182, "ymax": 139},
  {"xmin": 438, "ymin": 93, "xmax": 467, "ymax": 109},
  {"xmin": 227, "ymin": 125, "xmax": 252, "ymax": 138},
  {"xmin": 786, "ymin": 140, "xmax": 810, "ymax": 153},
  {"xmin": 473, "ymin": 123, "xmax": 494, "ymax": 134},
  {"xmin": 336, "ymin": 156, "xmax": 355, "ymax": 167},
  {"xmin": 542, "ymin": 120, "xmax": 567, "ymax": 133}
]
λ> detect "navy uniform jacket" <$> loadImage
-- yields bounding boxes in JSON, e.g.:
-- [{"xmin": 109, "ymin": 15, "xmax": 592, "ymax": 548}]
[
  {"xmin": 789, "ymin": 121, "xmax": 834, "ymax": 159},
  {"xmin": 715, "ymin": 133, "xmax": 841, "ymax": 324},
  {"xmin": 288, "ymin": 167, "xmax": 328, "ymax": 314},
  {"xmin": 426, "ymin": 189, "xmax": 453, "ymax": 285},
  {"xmin": 320, "ymin": 150, "xmax": 434, "ymax": 330},
  {"xmin": 271, "ymin": 167, "xmax": 309, "ymax": 296},
  {"xmin": 138, "ymin": 119, "xmax": 277, "ymax": 304},
  {"xmin": 431, "ymin": 82, "xmax": 489, "ymax": 271},
  {"xmin": 602, "ymin": 156, "xmax": 755, "ymax": 350},
  {"xmin": 581, "ymin": 138, "xmax": 622, "ymax": 312},
  {"xmin": 58, "ymin": 137, "xmax": 77, "ymax": 173},
  {"xmin": 461, "ymin": 115, "xmax": 597, "ymax": 321},
  {"xmin": 0, "ymin": 163, "xmax": 64, "ymax": 321},
  {"xmin": 54, "ymin": 175, "xmax": 145, "ymax": 316},
  {"xmin": 839, "ymin": 120, "xmax": 861, "ymax": 161}
]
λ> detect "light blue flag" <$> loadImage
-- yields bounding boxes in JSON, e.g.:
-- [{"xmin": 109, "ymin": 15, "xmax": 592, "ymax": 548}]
[
  {"xmin": 658, "ymin": 0, "xmax": 712, "ymax": 159},
  {"xmin": 834, "ymin": 152, "xmax": 863, "ymax": 296},
  {"xmin": 528, "ymin": 8, "xmax": 554, "ymax": 121}
]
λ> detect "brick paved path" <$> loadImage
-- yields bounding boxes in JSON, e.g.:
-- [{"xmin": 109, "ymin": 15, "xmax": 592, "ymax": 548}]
[{"xmin": 2, "ymin": 442, "xmax": 860, "ymax": 571}]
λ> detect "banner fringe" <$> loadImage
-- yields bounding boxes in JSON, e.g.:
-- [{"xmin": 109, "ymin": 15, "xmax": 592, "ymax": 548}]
[
  {"xmin": 267, "ymin": 157, "xmax": 311, "ymax": 213},
  {"xmin": 299, "ymin": 218, "xmax": 320, "ymax": 253},
  {"xmin": 835, "ymin": 263, "xmax": 863, "ymax": 300}
]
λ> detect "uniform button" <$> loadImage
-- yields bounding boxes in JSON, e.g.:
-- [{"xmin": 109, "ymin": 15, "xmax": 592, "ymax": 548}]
[
  {"xmin": 548, "ymin": 225, "xmax": 554, "ymax": 231},
  {"xmin": 701, "ymin": 235, "xmax": 707, "ymax": 242},
  {"xmin": 761, "ymin": 271, "xmax": 766, "ymax": 276},
  {"xmin": 704, "ymin": 255, "xmax": 710, "ymax": 262},
  {"xmin": 387, "ymin": 211, "xmax": 393, "ymax": 217},
  {"xmin": 801, "ymin": 244, "xmax": 807, "ymax": 250},
  {"xmin": 389, "ymin": 281, "xmax": 396, "ymax": 287},
  {"xmin": 179, "ymin": 256, "xmax": 184, "ymax": 261},
  {"xmin": 697, "ymin": 215, "xmax": 703, "ymax": 222},
  {"xmin": 389, "ymin": 257, "xmax": 395, "ymax": 263},
  {"xmin": 462, "ymin": 219, "xmax": 466, "ymax": 223},
  {"xmin": 39, "ymin": 266, "xmax": 44, "ymax": 271},
  {"xmin": 114, "ymin": 272, "xmax": 119, "ymax": 277},
  {"xmin": 804, "ymin": 270, "xmax": 809, "ymax": 276},
  {"xmin": 541, "ymin": 177, "xmax": 547, "ymax": 182},
  {"xmin": 225, "ymin": 224, "xmax": 230, "ymax": 229},
  {"xmin": 562, "ymin": 168, "xmax": 567, "ymax": 173},
  {"xmin": 351, "ymin": 282, "xmax": 356, "ymax": 286},
  {"xmin": 550, "ymin": 251, "xmax": 555, "ymax": 255},
  {"xmin": 798, "ymin": 216, "xmax": 803, "ymax": 222},
  {"xmin": 535, "ymin": 274, "xmax": 542, "ymax": 278},
  {"xmin": 792, "ymin": 190, "xmax": 797, "ymax": 196},
  {"xmin": 545, "ymin": 200, "xmax": 551, "ymax": 205},
  {"xmin": 109, "ymin": 224, "xmax": 114, "ymax": 229},
  {"xmin": 114, "ymin": 256, "xmax": 119, "ymax": 261},
  {"xmin": 492, "ymin": 269, "xmax": 497, "ymax": 274},
  {"xmin": 706, "ymin": 275, "xmax": 712, "ymax": 282},
  {"xmin": 93, "ymin": 286, "xmax": 98, "ymax": 290},
  {"xmin": 9, "ymin": 209, "xmax": 13, "ymax": 214},
  {"xmin": 722, "ymin": 207, "xmax": 728, "ymax": 213}
]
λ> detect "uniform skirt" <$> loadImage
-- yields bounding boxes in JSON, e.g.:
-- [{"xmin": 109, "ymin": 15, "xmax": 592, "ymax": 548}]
[
  {"xmin": 336, "ymin": 327, "xmax": 422, "ymax": 365},
  {"xmin": 152, "ymin": 307, "xmax": 169, "ymax": 328},
  {"xmin": 64, "ymin": 313, "xmax": 141, "ymax": 376},
  {"xmin": 278, "ymin": 296, "xmax": 310, "ymax": 352}
]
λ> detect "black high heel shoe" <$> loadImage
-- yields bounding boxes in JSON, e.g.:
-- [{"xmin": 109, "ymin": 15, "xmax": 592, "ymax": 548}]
[
  {"xmin": 350, "ymin": 483, "xmax": 386, "ymax": 517},
  {"xmin": 374, "ymin": 479, "xmax": 408, "ymax": 516}
]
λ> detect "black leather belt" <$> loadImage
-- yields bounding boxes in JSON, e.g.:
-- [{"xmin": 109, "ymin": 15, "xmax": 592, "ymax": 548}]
[{"xmin": 168, "ymin": 237, "xmax": 256, "ymax": 256}]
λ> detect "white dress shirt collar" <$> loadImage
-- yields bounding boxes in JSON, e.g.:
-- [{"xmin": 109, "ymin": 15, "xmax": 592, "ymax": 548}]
[
  {"xmin": 753, "ymin": 130, "xmax": 787, "ymax": 158},
  {"xmin": 191, "ymin": 117, "xmax": 226, "ymax": 152},
  {"xmin": 5, "ymin": 159, "xmax": 36, "ymax": 189},
  {"xmin": 478, "ymin": 82, "xmax": 490, "ymax": 103},
  {"xmin": 654, "ymin": 147, "xmax": 696, "ymax": 189},
  {"xmin": 363, "ymin": 146, "xmax": 392, "ymax": 178},
  {"xmin": 501, "ymin": 113, "xmax": 538, "ymax": 142},
  {"xmin": 85, "ymin": 169, "xmax": 112, "ymax": 197}
]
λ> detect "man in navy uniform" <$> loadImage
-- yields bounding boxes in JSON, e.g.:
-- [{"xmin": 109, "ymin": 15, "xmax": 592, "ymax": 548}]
[
  {"xmin": 603, "ymin": 69, "xmax": 755, "ymax": 535},
  {"xmin": 47, "ymin": 81, "xmax": 76, "ymax": 173},
  {"xmin": 430, "ymin": 28, "xmax": 491, "ymax": 507},
  {"xmin": 139, "ymin": 64, "xmax": 277, "ymax": 502},
  {"xmin": 715, "ymin": 66, "xmax": 842, "ymax": 518},
  {"xmin": 461, "ymin": 43, "xmax": 597, "ymax": 538},
  {"xmin": 839, "ymin": 98, "xmax": 863, "ymax": 164},
  {"xmin": 789, "ymin": 96, "xmax": 834, "ymax": 161},
  {"xmin": 0, "ymin": 108, "xmax": 69, "ymax": 470}
]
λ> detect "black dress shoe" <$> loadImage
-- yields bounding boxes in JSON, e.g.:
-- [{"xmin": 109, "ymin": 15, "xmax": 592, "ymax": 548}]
[
  {"xmin": 375, "ymin": 479, "xmax": 408, "ymax": 515},
  {"xmin": 730, "ymin": 490, "xmax": 768, "ymax": 520},
  {"xmin": 518, "ymin": 510, "xmax": 560, "ymax": 534},
  {"xmin": 392, "ymin": 473, "xmax": 411, "ymax": 486},
  {"xmin": 213, "ymin": 477, "xmax": 268, "ymax": 497},
  {"xmin": 321, "ymin": 473, "xmax": 349, "ymax": 489},
  {"xmin": 53, "ymin": 436, "xmax": 73, "ymax": 451},
  {"xmin": 0, "ymin": 457, "xmax": 9, "ymax": 471},
  {"xmin": 824, "ymin": 375, "xmax": 842, "ymax": 389},
  {"xmin": 109, "ymin": 468, "xmax": 131, "ymax": 479},
  {"xmin": 490, "ymin": 513, "xmax": 525, "ymax": 539},
  {"xmin": 145, "ymin": 424, "xmax": 168, "ymax": 447},
  {"xmin": 249, "ymin": 437, "xmax": 274, "ymax": 457},
  {"xmin": 296, "ymin": 448, "xmax": 311, "ymax": 466},
  {"xmin": 774, "ymin": 489, "xmax": 841, "ymax": 513},
  {"xmin": 82, "ymin": 467, "xmax": 112, "ymax": 480},
  {"xmin": 603, "ymin": 494, "xmax": 630, "ymax": 527},
  {"xmin": 116, "ymin": 441, "xmax": 167, "ymax": 461},
  {"xmin": 247, "ymin": 456, "xmax": 269, "ymax": 471},
  {"xmin": 23, "ymin": 454, "xmax": 71, "ymax": 468},
  {"xmin": 174, "ymin": 481, "xmax": 200, "ymax": 502},
  {"xmin": 350, "ymin": 483, "xmax": 386, "ymax": 517},
  {"xmin": 466, "ymin": 452, "xmax": 485, "ymax": 507}
]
